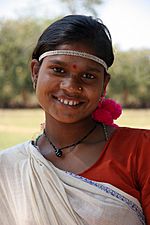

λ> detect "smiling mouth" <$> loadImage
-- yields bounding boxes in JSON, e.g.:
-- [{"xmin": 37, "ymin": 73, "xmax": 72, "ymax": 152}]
[{"xmin": 57, "ymin": 97, "xmax": 81, "ymax": 106}]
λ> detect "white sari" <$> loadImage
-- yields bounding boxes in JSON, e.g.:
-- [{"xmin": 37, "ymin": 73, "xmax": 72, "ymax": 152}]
[{"xmin": 0, "ymin": 141, "xmax": 146, "ymax": 225}]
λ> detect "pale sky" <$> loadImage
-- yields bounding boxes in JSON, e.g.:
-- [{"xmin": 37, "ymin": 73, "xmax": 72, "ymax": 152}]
[{"xmin": 0, "ymin": 0, "xmax": 150, "ymax": 50}]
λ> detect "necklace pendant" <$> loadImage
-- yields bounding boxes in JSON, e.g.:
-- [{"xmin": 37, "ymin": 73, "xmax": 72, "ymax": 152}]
[{"xmin": 55, "ymin": 149, "xmax": 62, "ymax": 157}]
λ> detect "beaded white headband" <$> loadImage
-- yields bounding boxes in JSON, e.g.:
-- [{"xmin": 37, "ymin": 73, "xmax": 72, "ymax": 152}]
[{"xmin": 39, "ymin": 50, "xmax": 108, "ymax": 70}]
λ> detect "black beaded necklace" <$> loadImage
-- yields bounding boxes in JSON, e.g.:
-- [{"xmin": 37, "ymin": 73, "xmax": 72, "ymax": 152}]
[{"xmin": 43, "ymin": 122, "xmax": 99, "ymax": 157}]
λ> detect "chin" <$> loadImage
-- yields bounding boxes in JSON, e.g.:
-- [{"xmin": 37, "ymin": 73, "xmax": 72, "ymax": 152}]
[
  {"xmin": 54, "ymin": 117, "xmax": 83, "ymax": 124},
  {"xmin": 50, "ymin": 113, "xmax": 89, "ymax": 124}
]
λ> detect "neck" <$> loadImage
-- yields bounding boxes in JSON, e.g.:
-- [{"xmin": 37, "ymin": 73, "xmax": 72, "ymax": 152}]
[{"xmin": 44, "ymin": 114, "xmax": 96, "ymax": 148}]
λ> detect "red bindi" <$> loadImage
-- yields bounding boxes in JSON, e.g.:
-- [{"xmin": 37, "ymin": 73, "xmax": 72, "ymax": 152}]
[{"xmin": 72, "ymin": 64, "xmax": 77, "ymax": 69}]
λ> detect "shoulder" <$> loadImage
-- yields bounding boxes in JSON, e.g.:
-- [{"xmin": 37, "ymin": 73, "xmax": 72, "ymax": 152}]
[
  {"xmin": 108, "ymin": 126, "xmax": 150, "ymax": 157},
  {"xmin": 0, "ymin": 141, "xmax": 31, "ymax": 169},
  {"xmin": 0, "ymin": 141, "xmax": 33, "ymax": 199},
  {"xmin": 114, "ymin": 126, "xmax": 150, "ymax": 143},
  {"xmin": 116, "ymin": 126, "xmax": 150, "ymax": 134}
]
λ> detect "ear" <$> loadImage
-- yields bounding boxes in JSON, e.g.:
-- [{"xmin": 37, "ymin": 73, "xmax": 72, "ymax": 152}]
[
  {"xmin": 102, "ymin": 72, "xmax": 111, "ymax": 96},
  {"xmin": 30, "ymin": 59, "xmax": 40, "ymax": 83}
]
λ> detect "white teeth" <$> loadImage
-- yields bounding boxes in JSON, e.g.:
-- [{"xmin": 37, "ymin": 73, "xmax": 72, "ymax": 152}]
[
  {"xmin": 58, "ymin": 98, "xmax": 79, "ymax": 106},
  {"xmin": 69, "ymin": 101, "xmax": 73, "ymax": 106},
  {"xmin": 64, "ymin": 100, "xmax": 68, "ymax": 105},
  {"xmin": 73, "ymin": 101, "xmax": 77, "ymax": 105}
]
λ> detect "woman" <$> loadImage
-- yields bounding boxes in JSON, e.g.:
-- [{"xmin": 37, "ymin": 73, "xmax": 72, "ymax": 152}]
[{"xmin": 0, "ymin": 15, "xmax": 149, "ymax": 225}]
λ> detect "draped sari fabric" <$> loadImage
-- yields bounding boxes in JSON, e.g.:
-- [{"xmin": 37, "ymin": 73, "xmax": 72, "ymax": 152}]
[{"xmin": 0, "ymin": 142, "xmax": 146, "ymax": 225}]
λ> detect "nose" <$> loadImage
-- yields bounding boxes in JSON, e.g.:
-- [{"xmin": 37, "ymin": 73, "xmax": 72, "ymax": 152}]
[{"xmin": 60, "ymin": 77, "xmax": 82, "ymax": 94}]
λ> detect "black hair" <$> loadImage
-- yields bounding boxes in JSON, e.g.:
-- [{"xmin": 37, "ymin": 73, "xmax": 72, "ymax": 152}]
[{"xmin": 32, "ymin": 15, "xmax": 114, "ymax": 68}]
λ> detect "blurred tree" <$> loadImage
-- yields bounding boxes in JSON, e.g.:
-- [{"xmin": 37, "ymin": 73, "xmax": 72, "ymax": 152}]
[
  {"xmin": 61, "ymin": 0, "xmax": 103, "ymax": 16},
  {"xmin": 0, "ymin": 19, "xmax": 44, "ymax": 107},
  {"xmin": 108, "ymin": 49, "xmax": 150, "ymax": 107}
]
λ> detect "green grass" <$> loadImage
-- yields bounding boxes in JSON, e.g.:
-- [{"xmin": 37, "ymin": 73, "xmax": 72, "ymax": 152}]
[
  {"xmin": 0, "ymin": 108, "xmax": 149, "ymax": 150},
  {"xmin": 0, "ymin": 109, "xmax": 44, "ymax": 150}
]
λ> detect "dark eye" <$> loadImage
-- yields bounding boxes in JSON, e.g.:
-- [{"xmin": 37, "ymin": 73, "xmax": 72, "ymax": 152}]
[
  {"xmin": 82, "ymin": 73, "xmax": 95, "ymax": 79},
  {"xmin": 53, "ymin": 67, "xmax": 65, "ymax": 73}
]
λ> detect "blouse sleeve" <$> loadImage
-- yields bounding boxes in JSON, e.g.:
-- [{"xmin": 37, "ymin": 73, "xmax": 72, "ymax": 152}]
[{"xmin": 136, "ymin": 129, "xmax": 150, "ymax": 225}]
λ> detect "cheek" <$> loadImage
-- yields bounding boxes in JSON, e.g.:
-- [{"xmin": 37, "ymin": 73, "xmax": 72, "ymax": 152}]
[
  {"xmin": 36, "ymin": 71, "xmax": 58, "ymax": 91},
  {"xmin": 88, "ymin": 84, "xmax": 103, "ymax": 108},
  {"xmin": 91, "ymin": 82, "xmax": 104, "ymax": 98},
  {"xmin": 87, "ymin": 88, "xmax": 101, "ymax": 107},
  {"xmin": 35, "ymin": 75, "xmax": 52, "ymax": 102}
]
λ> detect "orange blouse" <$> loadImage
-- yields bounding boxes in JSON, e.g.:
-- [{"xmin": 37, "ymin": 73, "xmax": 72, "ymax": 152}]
[{"xmin": 80, "ymin": 127, "xmax": 150, "ymax": 224}]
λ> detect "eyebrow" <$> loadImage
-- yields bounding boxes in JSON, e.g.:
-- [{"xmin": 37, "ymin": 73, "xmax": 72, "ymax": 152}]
[
  {"xmin": 47, "ymin": 59, "xmax": 67, "ymax": 67},
  {"xmin": 47, "ymin": 59, "xmax": 103, "ymax": 73}
]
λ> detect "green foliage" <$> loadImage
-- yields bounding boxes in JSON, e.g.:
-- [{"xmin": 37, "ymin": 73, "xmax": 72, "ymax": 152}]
[
  {"xmin": 108, "ymin": 49, "xmax": 150, "ymax": 107},
  {"xmin": 0, "ymin": 18, "xmax": 49, "ymax": 107}
]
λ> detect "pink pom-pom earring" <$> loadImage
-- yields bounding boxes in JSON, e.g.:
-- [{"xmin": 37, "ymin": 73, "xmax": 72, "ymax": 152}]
[{"xmin": 92, "ymin": 97, "xmax": 122, "ymax": 127}]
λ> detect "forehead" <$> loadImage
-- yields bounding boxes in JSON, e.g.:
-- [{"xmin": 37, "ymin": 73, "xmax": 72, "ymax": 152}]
[
  {"xmin": 45, "ymin": 54, "xmax": 104, "ymax": 73},
  {"xmin": 41, "ymin": 43, "xmax": 106, "ymax": 71}
]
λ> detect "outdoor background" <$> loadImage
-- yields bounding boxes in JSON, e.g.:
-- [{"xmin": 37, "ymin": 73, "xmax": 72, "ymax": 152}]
[{"xmin": 0, "ymin": 0, "xmax": 150, "ymax": 150}]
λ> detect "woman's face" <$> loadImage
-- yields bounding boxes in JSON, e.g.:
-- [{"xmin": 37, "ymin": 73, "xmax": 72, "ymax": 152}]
[{"xmin": 31, "ymin": 43, "xmax": 109, "ymax": 124}]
